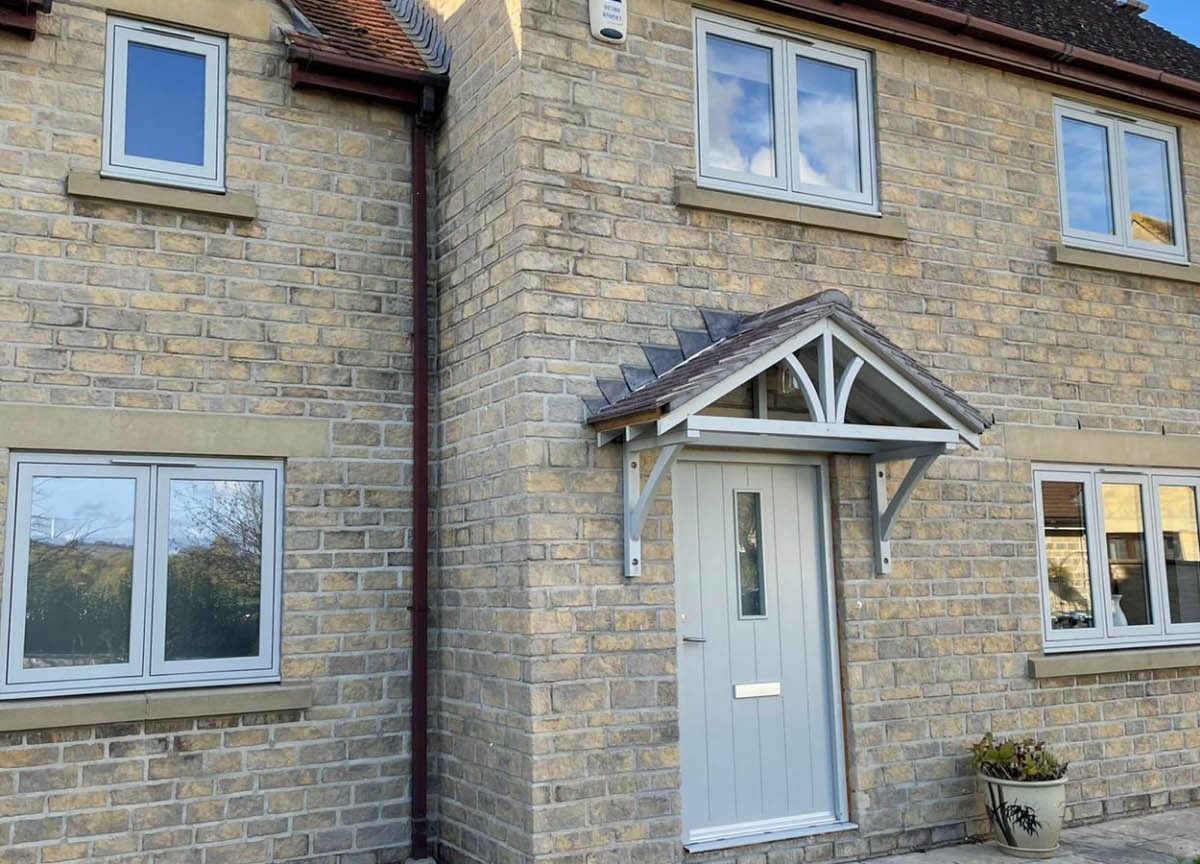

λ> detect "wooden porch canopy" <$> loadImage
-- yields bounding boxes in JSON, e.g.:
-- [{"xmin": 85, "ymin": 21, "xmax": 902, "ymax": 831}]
[{"xmin": 585, "ymin": 290, "xmax": 991, "ymax": 577}]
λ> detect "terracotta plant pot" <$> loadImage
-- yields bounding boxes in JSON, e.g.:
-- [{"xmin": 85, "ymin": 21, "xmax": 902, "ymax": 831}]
[{"xmin": 978, "ymin": 774, "xmax": 1067, "ymax": 859}]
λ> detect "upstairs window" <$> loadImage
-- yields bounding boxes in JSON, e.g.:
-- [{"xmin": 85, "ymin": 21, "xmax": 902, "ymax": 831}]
[
  {"xmin": 1035, "ymin": 466, "xmax": 1200, "ymax": 653},
  {"xmin": 2, "ymin": 454, "xmax": 281, "ymax": 698},
  {"xmin": 102, "ymin": 16, "xmax": 227, "ymax": 192},
  {"xmin": 1054, "ymin": 100, "xmax": 1187, "ymax": 263},
  {"xmin": 694, "ymin": 11, "xmax": 878, "ymax": 214}
]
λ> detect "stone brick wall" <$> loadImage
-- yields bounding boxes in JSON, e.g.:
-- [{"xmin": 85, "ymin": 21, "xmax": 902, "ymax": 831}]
[
  {"xmin": 0, "ymin": 2, "xmax": 418, "ymax": 860},
  {"xmin": 423, "ymin": 0, "xmax": 542, "ymax": 859},
  {"xmin": 426, "ymin": 0, "xmax": 1200, "ymax": 860}
]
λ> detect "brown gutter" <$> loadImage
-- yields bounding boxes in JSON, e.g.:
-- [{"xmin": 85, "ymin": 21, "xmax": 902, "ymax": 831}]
[
  {"xmin": 0, "ymin": 0, "xmax": 50, "ymax": 39},
  {"xmin": 756, "ymin": 0, "xmax": 1200, "ymax": 119},
  {"xmin": 0, "ymin": 0, "xmax": 51, "ymax": 11},
  {"xmin": 286, "ymin": 43, "xmax": 449, "ymax": 90},
  {"xmin": 291, "ymin": 67, "xmax": 422, "ymax": 107}
]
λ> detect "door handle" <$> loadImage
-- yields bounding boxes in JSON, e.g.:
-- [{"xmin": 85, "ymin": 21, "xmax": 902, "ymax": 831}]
[{"xmin": 682, "ymin": 636, "xmax": 706, "ymax": 643}]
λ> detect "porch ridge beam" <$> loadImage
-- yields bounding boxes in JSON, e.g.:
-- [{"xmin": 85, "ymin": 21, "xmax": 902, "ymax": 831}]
[{"xmin": 818, "ymin": 328, "xmax": 836, "ymax": 421}]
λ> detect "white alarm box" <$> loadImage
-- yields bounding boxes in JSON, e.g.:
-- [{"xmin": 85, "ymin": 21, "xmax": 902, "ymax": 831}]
[{"xmin": 589, "ymin": 0, "xmax": 626, "ymax": 43}]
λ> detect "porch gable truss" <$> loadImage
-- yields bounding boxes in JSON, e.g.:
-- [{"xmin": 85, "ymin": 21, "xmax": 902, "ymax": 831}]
[{"xmin": 586, "ymin": 291, "xmax": 991, "ymax": 577}]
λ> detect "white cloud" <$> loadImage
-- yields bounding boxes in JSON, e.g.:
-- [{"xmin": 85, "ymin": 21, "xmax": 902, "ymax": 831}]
[{"xmin": 705, "ymin": 74, "xmax": 775, "ymax": 177}]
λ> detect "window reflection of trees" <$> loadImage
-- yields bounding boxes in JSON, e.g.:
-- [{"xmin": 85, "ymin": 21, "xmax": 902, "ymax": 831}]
[
  {"xmin": 735, "ymin": 491, "xmax": 765, "ymax": 617},
  {"xmin": 165, "ymin": 480, "xmax": 263, "ymax": 661},
  {"xmin": 1042, "ymin": 481, "xmax": 1094, "ymax": 630},
  {"xmin": 24, "ymin": 478, "xmax": 135, "ymax": 668}
]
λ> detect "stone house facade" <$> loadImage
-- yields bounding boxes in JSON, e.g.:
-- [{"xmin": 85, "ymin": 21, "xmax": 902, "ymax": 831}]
[{"xmin": 2, "ymin": 0, "xmax": 1200, "ymax": 863}]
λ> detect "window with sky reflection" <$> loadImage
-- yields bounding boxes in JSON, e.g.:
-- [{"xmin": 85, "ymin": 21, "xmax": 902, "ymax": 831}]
[
  {"xmin": 1061, "ymin": 117, "xmax": 1115, "ymax": 236},
  {"xmin": 124, "ymin": 43, "xmax": 207, "ymax": 166},
  {"xmin": 795, "ymin": 57, "xmax": 860, "ymax": 192},
  {"xmin": 705, "ymin": 34, "xmax": 776, "ymax": 177}
]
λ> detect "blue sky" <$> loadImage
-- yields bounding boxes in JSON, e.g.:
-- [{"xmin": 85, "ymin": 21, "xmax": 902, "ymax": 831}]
[{"xmin": 1142, "ymin": 0, "xmax": 1200, "ymax": 47}]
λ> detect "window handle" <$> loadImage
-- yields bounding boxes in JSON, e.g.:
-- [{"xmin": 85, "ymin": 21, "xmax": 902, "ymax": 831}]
[
  {"xmin": 754, "ymin": 25, "xmax": 811, "ymax": 44},
  {"xmin": 108, "ymin": 458, "xmax": 197, "ymax": 467},
  {"xmin": 140, "ymin": 26, "xmax": 195, "ymax": 40},
  {"xmin": 682, "ymin": 636, "xmax": 706, "ymax": 643}
]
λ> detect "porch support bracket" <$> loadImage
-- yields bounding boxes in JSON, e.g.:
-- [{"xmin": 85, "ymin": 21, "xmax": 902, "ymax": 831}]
[
  {"xmin": 624, "ymin": 443, "xmax": 683, "ymax": 578},
  {"xmin": 870, "ymin": 444, "xmax": 949, "ymax": 575}
]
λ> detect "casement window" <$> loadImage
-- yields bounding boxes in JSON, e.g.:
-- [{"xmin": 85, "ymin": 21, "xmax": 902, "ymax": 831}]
[
  {"xmin": 1034, "ymin": 466, "xmax": 1200, "ymax": 652},
  {"xmin": 1054, "ymin": 100, "xmax": 1188, "ymax": 263},
  {"xmin": 694, "ymin": 11, "xmax": 878, "ymax": 214},
  {"xmin": 102, "ymin": 16, "xmax": 227, "ymax": 191},
  {"xmin": 1, "ymin": 454, "xmax": 282, "ymax": 698}
]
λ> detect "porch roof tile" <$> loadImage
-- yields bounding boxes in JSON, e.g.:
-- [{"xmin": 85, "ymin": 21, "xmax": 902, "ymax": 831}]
[{"xmin": 586, "ymin": 290, "xmax": 990, "ymax": 435}]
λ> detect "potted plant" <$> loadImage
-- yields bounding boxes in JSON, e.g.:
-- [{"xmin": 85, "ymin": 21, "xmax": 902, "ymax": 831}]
[{"xmin": 970, "ymin": 733, "xmax": 1069, "ymax": 859}]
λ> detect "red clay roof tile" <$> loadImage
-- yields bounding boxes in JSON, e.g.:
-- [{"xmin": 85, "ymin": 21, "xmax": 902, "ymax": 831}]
[{"xmin": 286, "ymin": 0, "xmax": 430, "ymax": 74}]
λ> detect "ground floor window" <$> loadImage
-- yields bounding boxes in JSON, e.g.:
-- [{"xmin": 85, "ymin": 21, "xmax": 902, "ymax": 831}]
[
  {"xmin": 2, "ymin": 453, "xmax": 282, "ymax": 698},
  {"xmin": 1035, "ymin": 465, "xmax": 1200, "ymax": 651}
]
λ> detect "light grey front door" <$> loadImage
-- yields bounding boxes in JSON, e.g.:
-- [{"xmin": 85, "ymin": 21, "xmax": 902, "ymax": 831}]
[{"xmin": 673, "ymin": 455, "xmax": 847, "ymax": 851}]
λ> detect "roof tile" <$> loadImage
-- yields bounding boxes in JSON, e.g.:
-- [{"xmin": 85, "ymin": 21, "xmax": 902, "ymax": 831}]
[
  {"xmin": 285, "ymin": 0, "xmax": 432, "ymax": 74},
  {"xmin": 587, "ymin": 290, "xmax": 990, "ymax": 435},
  {"xmin": 922, "ymin": 0, "xmax": 1200, "ymax": 84}
]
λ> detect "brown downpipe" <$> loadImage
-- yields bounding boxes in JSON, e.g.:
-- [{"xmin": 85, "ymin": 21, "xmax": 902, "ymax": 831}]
[
  {"xmin": 280, "ymin": 44, "xmax": 442, "ymax": 863},
  {"xmin": 410, "ymin": 92, "xmax": 434, "ymax": 861}
]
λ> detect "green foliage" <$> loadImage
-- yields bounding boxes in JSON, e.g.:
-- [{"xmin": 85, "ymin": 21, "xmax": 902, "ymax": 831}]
[
  {"xmin": 970, "ymin": 732, "xmax": 1068, "ymax": 782},
  {"xmin": 164, "ymin": 537, "xmax": 260, "ymax": 661},
  {"xmin": 25, "ymin": 540, "xmax": 134, "ymax": 665},
  {"xmin": 23, "ymin": 478, "xmax": 263, "ymax": 667}
]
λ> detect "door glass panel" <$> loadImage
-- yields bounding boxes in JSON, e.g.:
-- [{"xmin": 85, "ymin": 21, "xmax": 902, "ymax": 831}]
[
  {"xmin": 1101, "ymin": 483, "xmax": 1152, "ymax": 627},
  {"xmin": 704, "ymin": 34, "xmax": 776, "ymax": 178},
  {"xmin": 795, "ymin": 56, "xmax": 860, "ymax": 193},
  {"xmin": 1125, "ymin": 132, "xmax": 1175, "ymax": 246},
  {"xmin": 125, "ymin": 43, "xmax": 207, "ymax": 165},
  {"xmin": 735, "ymin": 491, "xmax": 765, "ymax": 617},
  {"xmin": 165, "ymin": 479, "xmax": 263, "ymax": 660},
  {"xmin": 23, "ymin": 476, "xmax": 136, "ymax": 668},
  {"xmin": 1159, "ymin": 485, "xmax": 1200, "ymax": 625},
  {"xmin": 1040, "ymin": 480, "xmax": 1095, "ymax": 630},
  {"xmin": 1061, "ymin": 117, "xmax": 1115, "ymax": 236}
]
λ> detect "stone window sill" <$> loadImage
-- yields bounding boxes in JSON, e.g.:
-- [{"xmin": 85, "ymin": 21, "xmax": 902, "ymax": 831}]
[
  {"xmin": 676, "ymin": 182, "xmax": 909, "ymax": 240},
  {"xmin": 67, "ymin": 173, "xmax": 257, "ymax": 221},
  {"xmin": 0, "ymin": 682, "xmax": 312, "ymax": 733},
  {"xmin": 1028, "ymin": 646, "xmax": 1200, "ymax": 679},
  {"xmin": 1051, "ymin": 244, "xmax": 1200, "ymax": 284}
]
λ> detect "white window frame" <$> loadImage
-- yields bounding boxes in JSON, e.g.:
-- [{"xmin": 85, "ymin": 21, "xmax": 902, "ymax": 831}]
[
  {"xmin": 102, "ymin": 16, "xmax": 227, "ymax": 192},
  {"xmin": 1, "ymin": 453, "xmax": 283, "ymax": 699},
  {"xmin": 694, "ymin": 10, "xmax": 879, "ymax": 215},
  {"xmin": 1053, "ymin": 100, "xmax": 1188, "ymax": 264},
  {"xmin": 1035, "ymin": 464, "xmax": 1200, "ymax": 653}
]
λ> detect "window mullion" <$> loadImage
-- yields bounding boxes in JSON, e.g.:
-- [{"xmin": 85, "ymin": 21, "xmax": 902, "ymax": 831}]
[
  {"xmin": 1144, "ymin": 477, "xmax": 1171, "ymax": 636},
  {"xmin": 1088, "ymin": 471, "xmax": 1116, "ymax": 641},
  {"xmin": 857, "ymin": 58, "xmax": 876, "ymax": 209},
  {"xmin": 782, "ymin": 41, "xmax": 798, "ymax": 194},
  {"xmin": 1165, "ymin": 132, "xmax": 1188, "ymax": 258},
  {"xmin": 143, "ymin": 465, "xmax": 159, "ymax": 681},
  {"xmin": 1111, "ymin": 119, "xmax": 1133, "ymax": 249}
]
